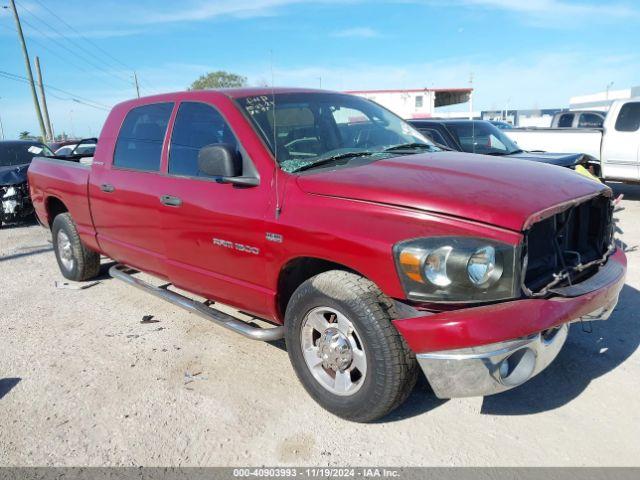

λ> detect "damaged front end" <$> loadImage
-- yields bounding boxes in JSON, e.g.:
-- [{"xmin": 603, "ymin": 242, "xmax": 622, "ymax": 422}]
[
  {"xmin": 522, "ymin": 192, "xmax": 615, "ymax": 297},
  {"xmin": 1, "ymin": 181, "xmax": 33, "ymax": 226}
]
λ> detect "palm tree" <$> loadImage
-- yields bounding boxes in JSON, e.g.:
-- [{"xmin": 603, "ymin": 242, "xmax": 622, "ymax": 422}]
[{"xmin": 19, "ymin": 131, "xmax": 31, "ymax": 139}]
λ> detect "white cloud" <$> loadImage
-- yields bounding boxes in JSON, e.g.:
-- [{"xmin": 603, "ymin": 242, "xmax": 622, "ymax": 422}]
[
  {"xmin": 6, "ymin": 48, "xmax": 636, "ymax": 138},
  {"xmin": 331, "ymin": 27, "xmax": 380, "ymax": 38},
  {"xmin": 134, "ymin": 0, "xmax": 348, "ymax": 24},
  {"xmin": 428, "ymin": 0, "xmax": 639, "ymax": 26},
  {"xmin": 243, "ymin": 49, "xmax": 639, "ymax": 111}
]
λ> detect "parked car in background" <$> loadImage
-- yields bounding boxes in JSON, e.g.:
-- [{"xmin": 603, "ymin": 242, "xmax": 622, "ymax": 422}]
[
  {"xmin": 552, "ymin": 110, "xmax": 606, "ymax": 129},
  {"xmin": 489, "ymin": 120, "xmax": 514, "ymax": 130},
  {"xmin": 0, "ymin": 140, "xmax": 54, "ymax": 227},
  {"xmin": 409, "ymin": 119, "xmax": 601, "ymax": 176},
  {"xmin": 54, "ymin": 138, "xmax": 97, "ymax": 158},
  {"xmin": 28, "ymin": 88, "xmax": 625, "ymax": 422},
  {"xmin": 506, "ymin": 98, "xmax": 640, "ymax": 183},
  {"xmin": 48, "ymin": 139, "xmax": 78, "ymax": 152}
]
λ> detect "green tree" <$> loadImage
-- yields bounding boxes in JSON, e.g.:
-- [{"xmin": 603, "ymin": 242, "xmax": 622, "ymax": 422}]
[
  {"xmin": 19, "ymin": 131, "xmax": 31, "ymax": 139},
  {"xmin": 189, "ymin": 71, "xmax": 247, "ymax": 90}
]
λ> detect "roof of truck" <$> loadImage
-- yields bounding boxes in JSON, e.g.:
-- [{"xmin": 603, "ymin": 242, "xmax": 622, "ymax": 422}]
[
  {"xmin": 219, "ymin": 87, "xmax": 333, "ymax": 98},
  {"xmin": 129, "ymin": 87, "xmax": 336, "ymax": 103}
]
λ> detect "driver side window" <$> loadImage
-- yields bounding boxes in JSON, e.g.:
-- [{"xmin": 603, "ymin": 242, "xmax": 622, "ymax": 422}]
[{"xmin": 169, "ymin": 102, "xmax": 239, "ymax": 177}]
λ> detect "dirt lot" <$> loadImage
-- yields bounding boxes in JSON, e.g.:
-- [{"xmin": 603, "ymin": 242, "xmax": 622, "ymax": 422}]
[{"xmin": 1, "ymin": 184, "xmax": 640, "ymax": 467}]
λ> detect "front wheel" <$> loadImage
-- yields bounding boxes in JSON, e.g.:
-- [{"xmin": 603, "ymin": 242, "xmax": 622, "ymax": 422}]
[{"xmin": 285, "ymin": 270, "xmax": 418, "ymax": 422}]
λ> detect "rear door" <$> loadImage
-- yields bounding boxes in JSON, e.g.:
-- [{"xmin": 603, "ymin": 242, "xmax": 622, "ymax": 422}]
[
  {"xmin": 157, "ymin": 100, "xmax": 273, "ymax": 315},
  {"xmin": 601, "ymin": 101, "xmax": 640, "ymax": 181},
  {"xmin": 89, "ymin": 102, "xmax": 174, "ymax": 277}
]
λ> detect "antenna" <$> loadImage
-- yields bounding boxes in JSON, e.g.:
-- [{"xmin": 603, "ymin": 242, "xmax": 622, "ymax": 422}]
[{"xmin": 270, "ymin": 50, "xmax": 281, "ymax": 219}]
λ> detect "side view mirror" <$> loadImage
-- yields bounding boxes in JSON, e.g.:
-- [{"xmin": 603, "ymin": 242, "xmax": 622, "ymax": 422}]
[
  {"xmin": 198, "ymin": 144, "xmax": 241, "ymax": 178},
  {"xmin": 197, "ymin": 144, "xmax": 260, "ymax": 187}
]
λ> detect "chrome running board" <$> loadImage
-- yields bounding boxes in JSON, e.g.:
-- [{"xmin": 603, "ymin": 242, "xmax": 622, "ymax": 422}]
[{"xmin": 109, "ymin": 264, "xmax": 284, "ymax": 342}]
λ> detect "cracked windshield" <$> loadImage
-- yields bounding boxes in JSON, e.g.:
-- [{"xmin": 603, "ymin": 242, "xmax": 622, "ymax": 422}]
[{"xmin": 237, "ymin": 92, "xmax": 438, "ymax": 173}]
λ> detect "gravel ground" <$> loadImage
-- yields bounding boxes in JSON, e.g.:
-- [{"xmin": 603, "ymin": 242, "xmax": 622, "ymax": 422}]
[{"xmin": 1, "ymin": 183, "xmax": 639, "ymax": 467}]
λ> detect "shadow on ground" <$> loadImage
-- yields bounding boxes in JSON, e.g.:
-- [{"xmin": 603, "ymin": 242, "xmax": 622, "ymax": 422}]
[
  {"xmin": 0, "ymin": 246, "xmax": 53, "ymax": 263},
  {"xmin": 0, "ymin": 378, "xmax": 21, "ymax": 400},
  {"xmin": 95, "ymin": 259, "xmax": 118, "ymax": 281},
  {"xmin": 0, "ymin": 215, "xmax": 38, "ymax": 230},
  {"xmin": 481, "ymin": 283, "xmax": 640, "ymax": 415},
  {"xmin": 378, "ymin": 373, "xmax": 448, "ymax": 422}
]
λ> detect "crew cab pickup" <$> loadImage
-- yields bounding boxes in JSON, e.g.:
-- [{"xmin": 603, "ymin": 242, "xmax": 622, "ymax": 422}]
[
  {"xmin": 28, "ymin": 88, "xmax": 626, "ymax": 422},
  {"xmin": 506, "ymin": 98, "xmax": 640, "ymax": 183}
]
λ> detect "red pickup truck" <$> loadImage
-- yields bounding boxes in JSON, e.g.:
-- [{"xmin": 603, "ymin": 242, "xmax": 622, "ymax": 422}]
[{"xmin": 28, "ymin": 88, "xmax": 625, "ymax": 422}]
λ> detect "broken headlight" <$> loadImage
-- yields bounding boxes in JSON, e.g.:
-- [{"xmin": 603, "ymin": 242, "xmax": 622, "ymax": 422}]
[
  {"xmin": 3, "ymin": 186, "xmax": 17, "ymax": 198},
  {"xmin": 394, "ymin": 237, "xmax": 520, "ymax": 303}
]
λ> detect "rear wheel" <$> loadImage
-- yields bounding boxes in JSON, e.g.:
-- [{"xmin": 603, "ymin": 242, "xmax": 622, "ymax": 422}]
[
  {"xmin": 52, "ymin": 213, "xmax": 100, "ymax": 281},
  {"xmin": 285, "ymin": 270, "xmax": 417, "ymax": 422}
]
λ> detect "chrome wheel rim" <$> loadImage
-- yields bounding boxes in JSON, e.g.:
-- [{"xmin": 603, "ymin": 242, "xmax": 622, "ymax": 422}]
[
  {"xmin": 300, "ymin": 306, "xmax": 367, "ymax": 396},
  {"xmin": 57, "ymin": 230, "xmax": 74, "ymax": 271}
]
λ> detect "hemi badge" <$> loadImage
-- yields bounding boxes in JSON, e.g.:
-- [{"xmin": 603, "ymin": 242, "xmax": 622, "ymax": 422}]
[{"xmin": 266, "ymin": 232, "xmax": 283, "ymax": 243}]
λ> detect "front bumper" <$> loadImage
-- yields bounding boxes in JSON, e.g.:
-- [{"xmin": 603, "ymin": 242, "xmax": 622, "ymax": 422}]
[{"xmin": 393, "ymin": 248, "xmax": 626, "ymax": 399}]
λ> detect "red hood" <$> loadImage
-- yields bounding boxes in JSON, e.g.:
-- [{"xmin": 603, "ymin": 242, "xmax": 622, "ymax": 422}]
[{"xmin": 295, "ymin": 152, "xmax": 609, "ymax": 232}]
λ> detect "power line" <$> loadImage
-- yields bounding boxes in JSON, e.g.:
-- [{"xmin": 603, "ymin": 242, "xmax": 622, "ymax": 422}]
[
  {"xmin": 7, "ymin": 0, "xmax": 46, "ymax": 139},
  {"xmin": 21, "ymin": 0, "xmax": 157, "ymax": 95},
  {"xmin": 15, "ymin": 2, "xmax": 138, "ymax": 91},
  {"xmin": 31, "ymin": 0, "xmax": 134, "ymax": 72},
  {"xmin": 1, "ymin": 21, "xmax": 133, "ymax": 95},
  {"xmin": 0, "ymin": 70, "xmax": 111, "ymax": 111}
]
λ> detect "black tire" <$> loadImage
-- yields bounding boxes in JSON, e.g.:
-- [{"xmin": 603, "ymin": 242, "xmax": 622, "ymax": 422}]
[
  {"xmin": 52, "ymin": 213, "xmax": 100, "ymax": 281},
  {"xmin": 285, "ymin": 270, "xmax": 418, "ymax": 422}
]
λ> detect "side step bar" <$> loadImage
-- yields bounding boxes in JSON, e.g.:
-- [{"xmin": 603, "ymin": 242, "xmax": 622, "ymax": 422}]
[{"xmin": 109, "ymin": 264, "xmax": 284, "ymax": 342}]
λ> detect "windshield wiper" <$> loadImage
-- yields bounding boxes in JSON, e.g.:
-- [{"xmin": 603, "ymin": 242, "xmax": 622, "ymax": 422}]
[
  {"xmin": 383, "ymin": 143, "xmax": 438, "ymax": 152},
  {"xmin": 484, "ymin": 149, "xmax": 524, "ymax": 156},
  {"xmin": 292, "ymin": 151, "xmax": 375, "ymax": 173}
]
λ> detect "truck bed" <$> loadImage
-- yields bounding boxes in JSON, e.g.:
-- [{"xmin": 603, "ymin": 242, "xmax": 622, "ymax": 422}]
[
  {"xmin": 505, "ymin": 128, "xmax": 603, "ymax": 159},
  {"xmin": 28, "ymin": 157, "xmax": 99, "ymax": 252}
]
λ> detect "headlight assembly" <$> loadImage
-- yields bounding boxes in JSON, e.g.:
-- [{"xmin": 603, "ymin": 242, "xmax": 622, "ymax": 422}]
[
  {"xmin": 3, "ymin": 186, "xmax": 17, "ymax": 198},
  {"xmin": 394, "ymin": 237, "xmax": 520, "ymax": 303}
]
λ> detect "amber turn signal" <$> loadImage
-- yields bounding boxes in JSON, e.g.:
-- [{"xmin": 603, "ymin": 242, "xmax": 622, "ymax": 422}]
[{"xmin": 399, "ymin": 249, "xmax": 424, "ymax": 283}]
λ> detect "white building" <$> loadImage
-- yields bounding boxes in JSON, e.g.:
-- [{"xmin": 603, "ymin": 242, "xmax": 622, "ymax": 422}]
[
  {"xmin": 346, "ymin": 88, "xmax": 473, "ymax": 119},
  {"xmin": 570, "ymin": 85, "xmax": 640, "ymax": 111}
]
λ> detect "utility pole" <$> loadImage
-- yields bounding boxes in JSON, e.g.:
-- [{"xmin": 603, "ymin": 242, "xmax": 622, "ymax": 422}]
[
  {"xmin": 9, "ymin": 0, "xmax": 47, "ymax": 141},
  {"xmin": 133, "ymin": 71, "xmax": 140, "ymax": 98},
  {"xmin": 35, "ymin": 56, "xmax": 54, "ymax": 141},
  {"xmin": 69, "ymin": 109, "xmax": 75, "ymax": 138},
  {"xmin": 606, "ymin": 81, "xmax": 614, "ymax": 100}
]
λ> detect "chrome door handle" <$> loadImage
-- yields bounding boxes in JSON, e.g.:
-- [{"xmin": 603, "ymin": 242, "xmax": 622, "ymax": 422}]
[
  {"xmin": 160, "ymin": 195, "xmax": 182, "ymax": 207},
  {"xmin": 100, "ymin": 184, "xmax": 115, "ymax": 193}
]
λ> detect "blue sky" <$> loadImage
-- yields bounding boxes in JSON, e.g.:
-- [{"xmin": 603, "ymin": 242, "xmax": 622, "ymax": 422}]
[{"xmin": 0, "ymin": 0, "xmax": 638, "ymax": 138}]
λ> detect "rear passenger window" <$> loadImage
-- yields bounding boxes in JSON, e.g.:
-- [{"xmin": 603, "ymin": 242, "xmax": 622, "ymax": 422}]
[
  {"xmin": 615, "ymin": 103, "xmax": 640, "ymax": 132},
  {"xmin": 169, "ymin": 102, "xmax": 239, "ymax": 177},
  {"xmin": 113, "ymin": 103, "xmax": 173, "ymax": 171},
  {"xmin": 578, "ymin": 113, "xmax": 604, "ymax": 128},
  {"xmin": 557, "ymin": 113, "xmax": 574, "ymax": 128}
]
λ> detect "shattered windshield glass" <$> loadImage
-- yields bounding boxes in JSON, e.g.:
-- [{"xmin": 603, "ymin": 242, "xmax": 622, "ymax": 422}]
[{"xmin": 236, "ymin": 92, "xmax": 435, "ymax": 172}]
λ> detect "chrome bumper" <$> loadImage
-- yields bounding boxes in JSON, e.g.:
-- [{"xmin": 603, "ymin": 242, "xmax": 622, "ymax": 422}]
[{"xmin": 417, "ymin": 297, "xmax": 618, "ymax": 399}]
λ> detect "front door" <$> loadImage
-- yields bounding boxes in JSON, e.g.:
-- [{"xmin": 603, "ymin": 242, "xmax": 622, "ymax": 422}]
[{"xmin": 157, "ymin": 101, "xmax": 273, "ymax": 316}]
